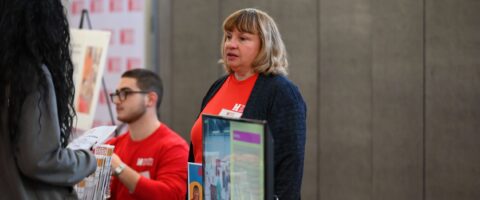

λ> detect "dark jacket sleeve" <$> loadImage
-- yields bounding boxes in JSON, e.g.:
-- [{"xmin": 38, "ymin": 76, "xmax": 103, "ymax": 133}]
[
  {"xmin": 241, "ymin": 75, "xmax": 306, "ymax": 200},
  {"xmin": 267, "ymin": 77, "xmax": 307, "ymax": 200}
]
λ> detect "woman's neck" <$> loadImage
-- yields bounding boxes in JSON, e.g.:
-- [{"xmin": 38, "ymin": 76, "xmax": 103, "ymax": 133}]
[{"xmin": 234, "ymin": 70, "xmax": 255, "ymax": 81}]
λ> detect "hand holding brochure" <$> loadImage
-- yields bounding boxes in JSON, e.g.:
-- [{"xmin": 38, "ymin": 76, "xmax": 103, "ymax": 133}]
[{"xmin": 67, "ymin": 126, "xmax": 117, "ymax": 150}]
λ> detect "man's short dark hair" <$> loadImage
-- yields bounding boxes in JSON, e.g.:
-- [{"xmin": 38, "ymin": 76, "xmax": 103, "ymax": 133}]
[{"xmin": 122, "ymin": 68, "xmax": 163, "ymax": 111}]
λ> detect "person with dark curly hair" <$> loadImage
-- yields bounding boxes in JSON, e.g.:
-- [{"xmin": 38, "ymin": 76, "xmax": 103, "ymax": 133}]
[{"xmin": 0, "ymin": 1, "xmax": 97, "ymax": 199}]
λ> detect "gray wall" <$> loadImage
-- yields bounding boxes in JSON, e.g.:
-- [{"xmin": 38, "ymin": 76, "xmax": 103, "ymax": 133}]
[{"xmin": 156, "ymin": 0, "xmax": 480, "ymax": 199}]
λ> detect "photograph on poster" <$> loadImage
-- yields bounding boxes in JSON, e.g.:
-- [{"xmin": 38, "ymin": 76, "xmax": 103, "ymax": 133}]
[{"xmin": 77, "ymin": 46, "xmax": 103, "ymax": 114}]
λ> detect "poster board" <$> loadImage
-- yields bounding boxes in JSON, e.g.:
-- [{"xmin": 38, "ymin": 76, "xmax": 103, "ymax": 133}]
[
  {"xmin": 67, "ymin": 0, "xmax": 150, "ymax": 127},
  {"xmin": 70, "ymin": 29, "xmax": 111, "ymax": 130},
  {"xmin": 202, "ymin": 114, "xmax": 274, "ymax": 200}
]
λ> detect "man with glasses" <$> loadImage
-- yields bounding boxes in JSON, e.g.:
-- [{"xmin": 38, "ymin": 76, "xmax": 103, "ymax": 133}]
[{"xmin": 107, "ymin": 69, "xmax": 188, "ymax": 200}]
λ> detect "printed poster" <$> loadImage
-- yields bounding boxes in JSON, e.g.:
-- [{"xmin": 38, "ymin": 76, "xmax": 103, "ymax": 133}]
[
  {"xmin": 70, "ymin": 29, "xmax": 111, "ymax": 130},
  {"xmin": 68, "ymin": 0, "xmax": 149, "ymax": 128}
]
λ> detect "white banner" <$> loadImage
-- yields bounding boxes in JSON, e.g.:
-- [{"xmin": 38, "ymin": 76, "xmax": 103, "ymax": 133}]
[
  {"xmin": 67, "ymin": 0, "xmax": 148, "ymax": 130},
  {"xmin": 70, "ymin": 29, "xmax": 111, "ymax": 130}
]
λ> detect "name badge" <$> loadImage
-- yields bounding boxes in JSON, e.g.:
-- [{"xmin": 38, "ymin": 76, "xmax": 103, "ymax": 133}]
[{"xmin": 218, "ymin": 108, "xmax": 242, "ymax": 118}]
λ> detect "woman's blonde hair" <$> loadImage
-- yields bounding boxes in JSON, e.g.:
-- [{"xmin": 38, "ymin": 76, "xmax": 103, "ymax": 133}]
[{"xmin": 221, "ymin": 8, "xmax": 288, "ymax": 76}]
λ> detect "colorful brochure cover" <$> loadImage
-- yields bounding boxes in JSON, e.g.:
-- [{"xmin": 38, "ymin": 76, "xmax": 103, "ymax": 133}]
[{"xmin": 188, "ymin": 162, "xmax": 203, "ymax": 200}]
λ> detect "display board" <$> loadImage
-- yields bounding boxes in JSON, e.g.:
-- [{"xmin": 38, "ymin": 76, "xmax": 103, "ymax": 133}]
[
  {"xmin": 70, "ymin": 29, "xmax": 111, "ymax": 130},
  {"xmin": 202, "ymin": 114, "xmax": 273, "ymax": 200},
  {"xmin": 68, "ymin": 0, "xmax": 149, "ymax": 128}
]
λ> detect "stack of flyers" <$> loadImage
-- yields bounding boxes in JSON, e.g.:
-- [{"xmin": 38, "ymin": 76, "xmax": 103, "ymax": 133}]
[{"xmin": 75, "ymin": 144, "xmax": 114, "ymax": 200}]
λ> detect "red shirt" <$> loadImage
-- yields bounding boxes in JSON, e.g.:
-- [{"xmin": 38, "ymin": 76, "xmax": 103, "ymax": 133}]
[
  {"xmin": 107, "ymin": 124, "xmax": 188, "ymax": 200},
  {"xmin": 190, "ymin": 73, "xmax": 258, "ymax": 163}
]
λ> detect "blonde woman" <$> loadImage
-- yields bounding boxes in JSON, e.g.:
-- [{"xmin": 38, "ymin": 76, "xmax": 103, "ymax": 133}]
[{"xmin": 189, "ymin": 8, "xmax": 306, "ymax": 200}]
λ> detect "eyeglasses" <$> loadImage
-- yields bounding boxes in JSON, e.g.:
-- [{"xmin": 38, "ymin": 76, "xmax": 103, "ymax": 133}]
[{"xmin": 109, "ymin": 90, "xmax": 149, "ymax": 102}]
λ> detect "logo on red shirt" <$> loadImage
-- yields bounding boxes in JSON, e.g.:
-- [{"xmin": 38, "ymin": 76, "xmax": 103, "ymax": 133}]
[{"xmin": 137, "ymin": 158, "xmax": 154, "ymax": 166}]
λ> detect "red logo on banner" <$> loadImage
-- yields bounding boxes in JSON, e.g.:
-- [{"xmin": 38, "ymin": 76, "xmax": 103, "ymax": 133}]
[
  {"xmin": 126, "ymin": 58, "xmax": 141, "ymax": 70},
  {"xmin": 128, "ymin": 0, "xmax": 143, "ymax": 11},
  {"xmin": 120, "ymin": 28, "xmax": 134, "ymax": 45},
  {"xmin": 108, "ymin": 57, "xmax": 122, "ymax": 73},
  {"xmin": 71, "ymin": 0, "xmax": 85, "ymax": 15},
  {"xmin": 90, "ymin": 0, "xmax": 104, "ymax": 13},
  {"xmin": 109, "ymin": 0, "xmax": 123, "ymax": 12}
]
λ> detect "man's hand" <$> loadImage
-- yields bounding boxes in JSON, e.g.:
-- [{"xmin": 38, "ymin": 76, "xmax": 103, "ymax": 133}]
[{"xmin": 111, "ymin": 153, "xmax": 122, "ymax": 170}]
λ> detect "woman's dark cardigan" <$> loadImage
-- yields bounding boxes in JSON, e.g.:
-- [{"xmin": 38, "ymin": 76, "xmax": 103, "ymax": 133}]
[{"xmin": 189, "ymin": 73, "xmax": 306, "ymax": 200}]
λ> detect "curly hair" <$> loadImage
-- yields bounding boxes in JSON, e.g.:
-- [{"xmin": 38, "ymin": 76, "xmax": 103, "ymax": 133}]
[{"xmin": 0, "ymin": 0, "xmax": 75, "ymax": 147}]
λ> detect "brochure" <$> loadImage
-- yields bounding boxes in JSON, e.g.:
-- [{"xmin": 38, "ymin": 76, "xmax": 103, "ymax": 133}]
[
  {"xmin": 67, "ymin": 126, "xmax": 117, "ymax": 150},
  {"xmin": 188, "ymin": 162, "xmax": 203, "ymax": 200}
]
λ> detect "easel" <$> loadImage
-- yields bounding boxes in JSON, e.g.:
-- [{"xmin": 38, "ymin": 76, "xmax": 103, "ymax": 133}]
[{"xmin": 78, "ymin": 9, "xmax": 121, "ymax": 136}]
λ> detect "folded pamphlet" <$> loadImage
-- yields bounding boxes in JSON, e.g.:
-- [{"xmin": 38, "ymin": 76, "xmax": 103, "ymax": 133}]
[{"xmin": 67, "ymin": 126, "xmax": 117, "ymax": 150}]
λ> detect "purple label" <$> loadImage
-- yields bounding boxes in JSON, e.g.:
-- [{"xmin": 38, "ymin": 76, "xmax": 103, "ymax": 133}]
[{"xmin": 233, "ymin": 130, "xmax": 261, "ymax": 144}]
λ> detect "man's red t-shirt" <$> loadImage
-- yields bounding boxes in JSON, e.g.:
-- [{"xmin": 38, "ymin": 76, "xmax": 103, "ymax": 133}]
[{"xmin": 107, "ymin": 124, "xmax": 188, "ymax": 200}]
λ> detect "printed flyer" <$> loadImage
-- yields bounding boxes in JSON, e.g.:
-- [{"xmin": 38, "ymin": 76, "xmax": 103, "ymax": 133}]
[{"xmin": 188, "ymin": 162, "xmax": 203, "ymax": 200}]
